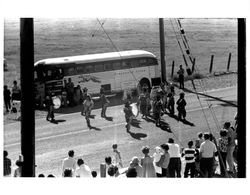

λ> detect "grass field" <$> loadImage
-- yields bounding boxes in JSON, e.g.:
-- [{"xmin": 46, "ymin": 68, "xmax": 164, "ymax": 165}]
[{"xmin": 4, "ymin": 18, "xmax": 237, "ymax": 87}]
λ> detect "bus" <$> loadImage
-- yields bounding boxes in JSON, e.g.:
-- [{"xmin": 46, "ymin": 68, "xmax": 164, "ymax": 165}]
[{"xmin": 34, "ymin": 50, "xmax": 160, "ymax": 107}]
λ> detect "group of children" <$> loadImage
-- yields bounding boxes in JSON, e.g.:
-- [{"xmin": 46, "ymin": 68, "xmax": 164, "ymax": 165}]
[{"xmin": 124, "ymin": 83, "xmax": 187, "ymax": 130}]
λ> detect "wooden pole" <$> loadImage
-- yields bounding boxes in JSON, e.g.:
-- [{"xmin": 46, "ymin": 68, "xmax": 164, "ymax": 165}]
[
  {"xmin": 20, "ymin": 18, "xmax": 35, "ymax": 177},
  {"xmin": 227, "ymin": 53, "xmax": 232, "ymax": 72},
  {"xmin": 159, "ymin": 18, "xmax": 166, "ymax": 83},
  {"xmin": 237, "ymin": 18, "xmax": 246, "ymax": 178},
  {"xmin": 171, "ymin": 60, "xmax": 175, "ymax": 78},
  {"xmin": 209, "ymin": 55, "xmax": 214, "ymax": 74}
]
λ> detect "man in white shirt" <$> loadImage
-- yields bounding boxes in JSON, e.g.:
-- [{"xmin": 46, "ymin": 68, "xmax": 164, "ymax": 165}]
[
  {"xmin": 75, "ymin": 158, "xmax": 92, "ymax": 178},
  {"xmin": 62, "ymin": 150, "xmax": 76, "ymax": 176},
  {"xmin": 167, "ymin": 138, "xmax": 181, "ymax": 177},
  {"xmin": 199, "ymin": 133, "xmax": 217, "ymax": 177}
]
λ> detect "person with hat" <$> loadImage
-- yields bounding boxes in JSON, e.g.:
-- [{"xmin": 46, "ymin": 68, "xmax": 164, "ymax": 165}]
[
  {"xmin": 100, "ymin": 87, "xmax": 110, "ymax": 118},
  {"xmin": 81, "ymin": 94, "xmax": 94, "ymax": 128},
  {"xmin": 123, "ymin": 101, "xmax": 134, "ymax": 132},
  {"xmin": 176, "ymin": 92, "xmax": 187, "ymax": 121}
]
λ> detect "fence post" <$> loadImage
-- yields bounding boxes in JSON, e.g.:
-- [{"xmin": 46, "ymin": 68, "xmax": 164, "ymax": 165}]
[
  {"xmin": 192, "ymin": 58, "xmax": 196, "ymax": 73},
  {"xmin": 227, "ymin": 53, "xmax": 232, "ymax": 72},
  {"xmin": 171, "ymin": 60, "xmax": 175, "ymax": 78},
  {"xmin": 209, "ymin": 55, "xmax": 214, "ymax": 74}
]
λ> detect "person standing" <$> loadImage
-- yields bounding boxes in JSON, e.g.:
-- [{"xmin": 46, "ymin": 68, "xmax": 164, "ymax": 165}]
[
  {"xmin": 137, "ymin": 87, "xmax": 150, "ymax": 119},
  {"xmin": 167, "ymin": 138, "xmax": 182, "ymax": 177},
  {"xmin": 4, "ymin": 85, "xmax": 11, "ymax": 113},
  {"xmin": 218, "ymin": 129, "xmax": 229, "ymax": 177},
  {"xmin": 123, "ymin": 101, "xmax": 134, "ymax": 132},
  {"xmin": 11, "ymin": 80, "xmax": 21, "ymax": 101},
  {"xmin": 100, "ymin": 87, "xmax": 110, "ymax": 118},
  {"xmin": 177, "ymin": 65, "xmax": 185, "ymax": 89},
  {"xmin": 167, "ymin": 92, "xmax": 175, "ymax": 115},
  {"xmin": 112, "ymin": 144, "xmax": 123, "ymax": 168},
  {"xmin": 128, "ymin": 156, "xmax": 143, "ymax": 177},
  {"xmin": 62, "ymin": 150, "xmax": 77, "ymax": 176},
  {"xmin": 140, "ymin": 146, "xmax": 156, "ymax": 178},
  {"xmin": 44, "ymin": 92, "xmax": 55, "ymax": 122},
  {"xmin": 182, "ymin": 140, "xmax": 197, "ymax": 178},
  {"xmin": 224, "ymin": 122, "xmax": 237, "ymax": 173},
  {"xmin": 176, "ymin": 92, "xmax": 187, "ymax": 121},
  {"xmin": 156, "ymin": 144, "xmax": 170, "ymax": 177},
  {"xmin": 75, "ymin": 158, "xmax": 92, "ymax": 178},
  {"xmin": 4, "ymin": 150, "xmax": 11, "ymax": 176},
  {"xmin": 199, "ymin": 133, "xmax": 217, "ymax": 178},
  {"xmin": 66, "ymin": 78, "xmax": 75, "ymax": 106},
  {"xmin": 153, "ymin": 95, "xmax": 164, "ymax": 127},
  {"xmin": 81, "ymin": 94, "xmax": 94, "ymax": 128},
  {"xmin": 153, "ymin": 146, "xmax": 163, "ymax": 177}
]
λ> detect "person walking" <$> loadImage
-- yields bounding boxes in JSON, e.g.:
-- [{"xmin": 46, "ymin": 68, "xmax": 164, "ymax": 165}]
[
  {"xmin": 137, "ymin": 88, "xmax": 149, "ymax": 119},
  {"xmin": 81, "ymin": 94, "xmax": 94, "ymax": 128},
  {"xmin": 199, "ymin": 133, "xmax": 218, "ymax": 178},
  {"xmin": 44, "ymin": 92, "xmax": 55, "ymax": 122},
  {"xmin": 176, "ymin": 92, "xmax": 187, "ymax": 121},
  {"xmin": 177, "ymin": 65, "xmax": 185, "ymax": 89},
  {"xmin": 153, "ymin": 95, "xmax": 164, "ymax": 127},
  {"xmin": 100, "ymin": 87, "xmax": 110, "ymax": 118}
]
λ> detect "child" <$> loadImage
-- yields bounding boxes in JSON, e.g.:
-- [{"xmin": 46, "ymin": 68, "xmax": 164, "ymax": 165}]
[
  {"xmin": 153, "ymin": 95, "xmax": 163, "ymax": 127},
  {"xmin": 100, "ymin": 88, "xmax": 110, "ymax": 118},
  {"xmin": 176, "ymin": 92, "xmax": 187, "ymax": 121},
  {"xmin": 195, "ymin": 132, "xmax": 204, "ymax": 149},
  {"xmin": 123, "ymin": 101, "xmax": 133, "ymax": 132},
  {"xmin": 182, "ymin": 140, "xmax": 197, "ymax": 178},
  {"xmin": 112, "ymin": 144, "xmax": 123, "ymax": 168}
]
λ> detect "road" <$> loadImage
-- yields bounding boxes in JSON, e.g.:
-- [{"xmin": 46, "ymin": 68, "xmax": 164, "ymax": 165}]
[{"xmin": 4, "ymin": 86, "xmax": 237, "ymax": 176}]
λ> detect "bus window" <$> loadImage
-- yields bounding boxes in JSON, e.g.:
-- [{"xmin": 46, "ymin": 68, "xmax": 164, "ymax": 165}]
[
  {"xmin": 130, "ymin": 60, "xmax": 138, "ymax": 68},
  {"xmin": 113, "ymin": 61, "xmax": 121, "ymax": 70},
  {"xmin": 148, "ymin": 58, "xmax": 158, "ymax": 65},
  {"xmin": 76, "ymin": 66, "xmax": 85, "ymax": 74},
  {"xmin": 64, "ymin": 67, "xmax": 76, "ymax": 76},
  {"xmin": 34, "ymin": 70, "xmax": 38, "ymax": 81},
  {"xmin": 122, "ymin": 61, "xmax": 130, "ymax": 69},
  {"xmin": 85, "ymin": 65, "xmax": 94, "ymax": 73},
  {"xmin": 104, "ymin": 63, "xmax": 113, "ymax": 71},
  {"xmin": 139, "ymin": 59, "xmax": 148, "ymax": 67},
  {"xmin": 95, "ymin": 64, "xmax": 104, "ymax": 72}
]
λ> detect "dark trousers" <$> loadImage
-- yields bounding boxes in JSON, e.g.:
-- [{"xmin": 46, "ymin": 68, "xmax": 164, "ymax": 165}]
[
  {"xmin": 46, "ymin": 106, "xmax": 54, "ymax": 121},
  {"xmin": 168, "ymin": 158, "xmax": 181, "ymax": 178},
  {"xmin": 179, "ymin": 75, "xmax": 184, "ymax": 89},
  {"xmin": 200, "ymin": 158, "xmax": 214, "ymax": 178},
  {"xmin": 161, "ymin": 168, "xmax": 168, "ymax": 177},
  {"xmin": 178, "ymin": 108, "xmax": 186, "ymax": 120},
  {"xmin": 219, "ymin": 152, "xmax": 227, "ymax": 176},
  {"xmin": 101, "ymin": 103, "xmax": 108, "ymax": 117},
  {"xmin": 4, "ymin": 98, "xmax": 11, "ymax": 111},
  {"xmin": 184, "ymin": 162, "xmax": 195, "ymax": 178}
]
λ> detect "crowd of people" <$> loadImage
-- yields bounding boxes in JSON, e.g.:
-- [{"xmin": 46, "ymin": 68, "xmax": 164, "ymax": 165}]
[{"xmin": 4, "ymin": 120, "xmax": 238, "ymax": 178}]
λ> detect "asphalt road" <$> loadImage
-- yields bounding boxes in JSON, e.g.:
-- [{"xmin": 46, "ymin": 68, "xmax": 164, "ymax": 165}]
[{"xmin": 4, "ymin": 86, "xmax": 237, "ymax": 177}]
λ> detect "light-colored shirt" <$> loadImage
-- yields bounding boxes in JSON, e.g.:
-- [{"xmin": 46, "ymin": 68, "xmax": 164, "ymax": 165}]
[
  {"xmin": 200, "ymin": 140, "xmax": 217, "ymax": 158},
  {"xmin": 75, "ymin": 164, "xmax": 92, "ymax": 178},
  {"xmin": 62, "ymin": 157, "xmax": 76, "ymax": 173},
  {"xmin": 167, "ymin": 143, "xmax": 181, "ymax": 158},
  {"xmin": 227, "ymin": 127, "xmax": 237, "ymax": 146}
]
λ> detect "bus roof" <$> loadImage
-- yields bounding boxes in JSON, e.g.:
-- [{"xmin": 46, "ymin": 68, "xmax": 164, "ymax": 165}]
[{"xmin": 34, "ymin": 50, "xmax": 157, "ymax": 66}]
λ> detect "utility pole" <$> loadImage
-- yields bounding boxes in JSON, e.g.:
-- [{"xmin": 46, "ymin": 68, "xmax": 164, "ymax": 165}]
[
  {"xmin": 237, "ymin": 18, "xmax": 246, "ymax": 178},
  {"xmin": 159, "ymin": 18, "xmax": 166, "ymax": 83},
  {"xmin": 20, "ymin": 18, "xmax": 35, "ymax": 177}
]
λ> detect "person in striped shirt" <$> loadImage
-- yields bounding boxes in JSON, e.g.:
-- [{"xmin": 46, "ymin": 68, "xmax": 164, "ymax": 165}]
[{"xmin": 182, "ymin": 140, "xmax": 197, "ymax": 178}]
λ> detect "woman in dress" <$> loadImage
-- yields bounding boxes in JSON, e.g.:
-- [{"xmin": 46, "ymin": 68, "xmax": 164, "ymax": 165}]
[{"xmin": 140, "ymin": 146, "xmax": 156, "ymax": 178}]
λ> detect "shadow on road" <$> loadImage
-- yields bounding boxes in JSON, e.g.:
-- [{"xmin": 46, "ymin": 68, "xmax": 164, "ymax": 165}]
[
  {"xmin": 131, "ymin": 118, "xmax": 141, "ymax": 128},
  {"xmin": 89, "ymin": 126, "xmax": 101, "ymax": 131},
  {"xmin": 182, "ymin": 88, "xmax": 238, "ymax": 107},
  {"xmin": 127, "ymin": 130, "xmax": 147, "ymax": 140},
  {"xmin": 104, "ymin": 116, "xmax": 113, "ymax": 122},
  {"xmin": 50, "ymin": 119, "xmax": 66, "ymax": 124}
]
